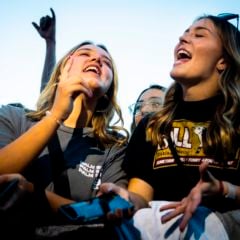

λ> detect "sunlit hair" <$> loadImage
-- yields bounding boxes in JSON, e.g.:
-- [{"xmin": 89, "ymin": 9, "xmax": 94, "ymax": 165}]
[
  {"xmin": 27, "ymin": 41, "xmax": 129, "ymax": 146},
  {"xmin": 146, "ymin": 14, "xmax": 240, "ymax": 163}
]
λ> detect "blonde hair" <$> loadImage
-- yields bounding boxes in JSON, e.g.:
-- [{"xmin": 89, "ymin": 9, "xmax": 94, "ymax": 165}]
[
  {"xmin": 147, "ymin": 14, "xmax": 240, "ymax": 162},
  {"xmin": 27, "ymin": 41, "xmax": 129, "ymax": 146}
]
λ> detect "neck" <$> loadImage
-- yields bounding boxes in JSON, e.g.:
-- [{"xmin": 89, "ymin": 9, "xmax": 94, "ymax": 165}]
[
  {"xmin": 181, "ymin": 78, "xmax": 219, "ymax": 101},
  {"xmin": 63, "ymin": 95, "xmax": 97, "ymax": 128}
]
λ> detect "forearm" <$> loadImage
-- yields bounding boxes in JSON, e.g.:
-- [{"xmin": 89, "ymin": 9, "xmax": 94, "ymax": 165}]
[
  {"xmin": 128, "ymin": 177, "xmax": 153, "ymax": 210},
  {"xmin": 45, "ymin": 190, "xmax": 74, "ymax": 213},
  {"xmin": 40, "ymin": 39, "xmax": 56, "ymax": 92},
  {"xmin": 129, "ymin": 191, "xmax": 150, "ymax": 211},
  {"xmin": 0, "ymin": 115, "xmax": 59, "ymax": 174}
]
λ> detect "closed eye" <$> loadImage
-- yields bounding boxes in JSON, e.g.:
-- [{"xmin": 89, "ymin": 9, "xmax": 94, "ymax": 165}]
[
  {"xmin": 195, "ymin": 34, "xmax": 204, "ymax": 37},
  {"xmin": 78, "ymin": 52, "xmax": 89, "ymax": 56},
  {"xmin": 103, "ymin": 58, "xmax": 113, "ymax": 69}
]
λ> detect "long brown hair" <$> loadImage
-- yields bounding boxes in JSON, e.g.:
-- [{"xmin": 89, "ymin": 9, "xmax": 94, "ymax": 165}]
[{"xmin": 146, "ymin": 14, "xmax": 240, "ymax": 162}]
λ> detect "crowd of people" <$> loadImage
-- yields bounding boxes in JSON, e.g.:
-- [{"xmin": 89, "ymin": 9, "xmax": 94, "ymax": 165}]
[{"xmin": 1, "ymin": 8, "xmax": 240, "ymax": 240}]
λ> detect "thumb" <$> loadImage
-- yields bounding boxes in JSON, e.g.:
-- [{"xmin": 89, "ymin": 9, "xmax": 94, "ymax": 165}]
[
  {"xmin": 200, "ymin": 162, "xmax": 215, "ymax": 182},
  {"xmin": 32, "ymin": 22, "xmax": 40, "ymax": 31},
  {"xmin": 59, "ymin": 56, "xmax": 73, "ymax": 81}
]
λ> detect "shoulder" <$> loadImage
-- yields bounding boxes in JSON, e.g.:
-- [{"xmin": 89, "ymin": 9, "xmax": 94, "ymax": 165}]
[
  {"xmin": 0, "ymin": 104, "xmax": 26, "ymax": 118},
  {"xmin": 0, "ymin": 104, "xmax": 34, "ymax": 131},
  {"xmin": 107, "ymin": 129, "xmax": 129, "ymax": 144}
]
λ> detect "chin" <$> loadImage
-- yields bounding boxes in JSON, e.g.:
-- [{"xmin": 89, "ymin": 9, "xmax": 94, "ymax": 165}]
[
  {"xmin": 170, "ymin": 68, "xmax": 186, "ymax": 81},
  {"xmin": 170, "ymin": 70, "xmax": 178, "ymax": 80}
]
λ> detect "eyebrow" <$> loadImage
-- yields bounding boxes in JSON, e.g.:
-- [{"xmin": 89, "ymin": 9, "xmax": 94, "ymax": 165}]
[
  {"xmin": 185, "ymin": 26, "xmax": 211, "ymax": 33},
  {"xmin": 76, "ymin": 47, "xmax": 111, "ymax": 61},
  {"xmin": 185, "ymin": 25, "xmax": 219, "ymax": 38},
  {"xmin": 138, "ymin": 97, "xmax": 163, "ymax": 102}
]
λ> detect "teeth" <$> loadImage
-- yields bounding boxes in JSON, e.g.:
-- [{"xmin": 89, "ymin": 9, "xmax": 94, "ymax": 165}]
[
  {"xmin": 84, "ymin": 66, "xmax": 100, "ymax": 74},
  {"xmin": 177, "ymin": 49, "xmax": 191, "ymax": 59}
]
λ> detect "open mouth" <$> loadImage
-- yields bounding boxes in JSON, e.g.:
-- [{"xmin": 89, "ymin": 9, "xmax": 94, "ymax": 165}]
[
  {"xmin": 83, "ymin": 65, "xmax": 101, "ymax": 75},
  {"xmin": 177, "ymin": 49, "xmax": 192, "ymax": 60}
]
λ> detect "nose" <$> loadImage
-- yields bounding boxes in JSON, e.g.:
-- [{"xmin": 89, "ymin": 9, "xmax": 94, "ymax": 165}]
[
  {"xmin": 90, "ymin": 54, "xmax": 102, "ymax": 67},
  {"xmin": 139, "ymin": 107, "xmax": 151, "ymax": 117},
  {"xmin": 179, "ymin": 32, "xmax": 190, "ymax": 43},
  {"xmin": 141, "ymin": 103, "xmax": 153, "ymax": 114}
]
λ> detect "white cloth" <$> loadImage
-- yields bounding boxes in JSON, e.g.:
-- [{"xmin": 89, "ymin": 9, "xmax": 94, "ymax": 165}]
[{"xmin": 133, "ymin": 201, "xmax": 229, "ymax": 240}]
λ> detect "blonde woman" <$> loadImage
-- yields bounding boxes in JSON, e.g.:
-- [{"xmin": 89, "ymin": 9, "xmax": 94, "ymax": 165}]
[{"xmin": 0, "ymin": 41, "xmax": 128, "ymax": 212}]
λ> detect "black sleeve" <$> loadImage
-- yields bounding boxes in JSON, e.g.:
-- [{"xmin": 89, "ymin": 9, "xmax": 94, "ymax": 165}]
[{"xmin": 123, "ymin": 117, "xmax": 156, "ymax": 185}]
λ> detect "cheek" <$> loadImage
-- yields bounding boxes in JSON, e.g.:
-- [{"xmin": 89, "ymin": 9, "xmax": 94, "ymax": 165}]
[
  {"xmin": 103, "ymin": 69, "xmax": 114, "ymax": 87},
  {"xmin": 107, "ymin": 69, "xmax": 113, "ymax": 81}
]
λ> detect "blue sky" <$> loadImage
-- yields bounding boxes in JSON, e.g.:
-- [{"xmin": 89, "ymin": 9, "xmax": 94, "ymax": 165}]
[{"xmin": 0, "ymin": 0, "xmax": 239, "ymax": 130}]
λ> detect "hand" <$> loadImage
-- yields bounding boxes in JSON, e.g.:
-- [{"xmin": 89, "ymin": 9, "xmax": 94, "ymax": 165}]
[
  {"xmin": 50, "ymin": 56, "xmax": 93, "ymax": 121},
  {"xmin": 98, "ymin": 182, "xmax": 130, "ymax": 201},
  {"xmin": 0, "ymin": 174, "xmax": 34, "ymax": 210},
  {"xmin": 98, "ymin": 183, "xmax": 134, "ymax": 221},
  {"xmin": 160, "ymin": 162, "xmax": 221, "ymax": 232},
  {"xmin": 32, "ymin": 8, "xmax": 56, "ymax": 41}
]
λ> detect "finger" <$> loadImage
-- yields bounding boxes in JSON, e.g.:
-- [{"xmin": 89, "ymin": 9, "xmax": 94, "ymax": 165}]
[
  {"xmin": 179, "ymin": 195, "xmax": 201, "ymax": 231},
  {"xmin": 114, "ymin": 208, "xmax": 123, "ymax": 218},
  {"xmin": 98, "ymin": 183, "xmax": 127, "ymax": 199},
  {"xmin": 99, "ymin": 183, "xmax": 116, "ymax": 194},
  {"xmin": 160, "ymin": 201, "xmax": 180, "ymax": 211},
  {"xmin": 199, "ymin": 161, "xmax": 209, "ymax": 174},
  {"xmin": 179, "ymin": 213, "xmax": 191, "ymax": 232},
  {"xmin": 161, "ymin": 208, "xmax": 183, "ymax": 223},
  {"xmin": 0, "ymin": 174, "xmax": 21, "ymax": 183},
  {"xmin": 106, "ymin": 211, "xmax": 122, "ymax": 223},
  {"xmin": 0, "ymin": 174, "xmax": 10, "ymax": 183},
  {"xmin": 40, "ymin": 16, "xmax": 51, "ymax": 30},
  {"xmin": 32, "ymin": 22, "xmax": 40, "ymax": 31},
  {"xmin": 70, "ymin": 86, "xmax": 93, "ymax": 99},
  {"xmin": 50, "ymin": 8, "xmax": 55, "ymax": 20},
  {"xmin": 200, "ymin": 163, "xmax": 212, "ymax": 181},
  {"xmin": 40, "ymin": 17, "xmax": 46, "ymax": 26},
  {"xmin": 60, "ymin": 56, "xmax": 74, "ymax": 81},
  {"xmin": 44, "ymin": 16, "xmax": 51, "ymax": 29}
]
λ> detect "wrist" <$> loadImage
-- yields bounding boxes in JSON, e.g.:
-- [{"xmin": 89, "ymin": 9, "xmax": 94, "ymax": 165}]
[
  {"xmin": 218, "ymin": 180, "xmax": 225, "ymax": 195},
  {"xmin": 219, "ymin": 180, "xmax": 237, "ymax": 200},
  {"xmin": 46, "ymin": 38, "xmax": 56, "ymax": 43},
  {"xmin": 45, "ymin": 110, "xmax": 62, "ymax": 125},
  {"xmin": 224, "ymin": 181, "xmax": 237, "ymax": 200}
]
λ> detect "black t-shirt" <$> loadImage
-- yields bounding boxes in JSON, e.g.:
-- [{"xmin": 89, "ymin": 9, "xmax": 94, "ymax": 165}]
[{"xmin": 125, "ymin": 96, "xmax": 240, "ymax": 212}]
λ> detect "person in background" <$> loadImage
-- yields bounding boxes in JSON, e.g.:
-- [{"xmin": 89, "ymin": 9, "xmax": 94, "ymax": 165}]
[
  {"xmin": 128, "ymin": 84, "xmax": 166, "ymax": 133},
  {"xmin": 0, "ymin": 41, "xmax": 129, "ymax": 238},
  {"xmin": 99, "ymin": 13, "xmax": 240, "ymax": 239},
  {"xmin": 6, "ymin": 9, "xmax": 56, "ymax": 115},
  {"xmin": 32, "ymin": 8, "xmax": 56, "ymax": 92},
  {"xmin": 32, "ymin": 9, "xmax": 165, "ymax": 136}
]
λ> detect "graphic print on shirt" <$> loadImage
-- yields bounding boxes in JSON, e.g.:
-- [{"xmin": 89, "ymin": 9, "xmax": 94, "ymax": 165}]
[
  {"xmin": 153, "ymin": 119, "xmax": 239, "ymax": 169},
  {"xmin": 78, "ymin": 162, "xmax": 102, "ymax": 189}
]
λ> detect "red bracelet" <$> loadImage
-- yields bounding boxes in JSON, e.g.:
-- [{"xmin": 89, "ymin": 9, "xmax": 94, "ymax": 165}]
[{"xmin": 219, "ymin": 180, "xmax": 224, "ymax": 195}]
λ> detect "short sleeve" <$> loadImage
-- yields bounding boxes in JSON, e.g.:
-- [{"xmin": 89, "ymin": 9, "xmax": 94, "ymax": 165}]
[{"xmin": 124, "ymin": 117, "xmax": 156, "ymax": 185}]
